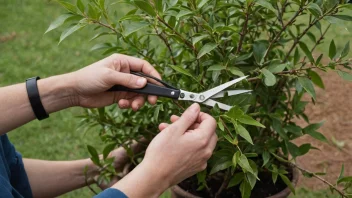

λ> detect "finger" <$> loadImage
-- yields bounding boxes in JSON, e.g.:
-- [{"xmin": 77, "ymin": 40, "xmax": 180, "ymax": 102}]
[
  {"xmin": 171, "ymin": 103, "xmax": 200, "ymax": 134},
  {"xmin": 108, "ymin": 72, "xmax": 147, "ymax": 89},
  {"xmin": 131, "ymin": 95, "xmax": 145, "ymax": 111},
  {"xmin": 170, "ymin": 115, "xmax": 180, "ymax": 123},
  {"xmin": 208, "ymin": 133, "xmax": 218, "ymax": 151},
  {"xmin": 158, "ymin": 123, "xmax": 170, "ymax": 131},
  {"xmin": 121, "ymin": 54, "xmax": 161, "ymax": 80},
  {"xmin": 118, "ymin": 99, "xmax": 131, "ymax": 109},
  {"xmin": 147, "ymin": 95, "xmax": 158, "ymax": 105},
  {"xmin": 197, "ymin": 112, "xmax": 217, "ymax": 137}
]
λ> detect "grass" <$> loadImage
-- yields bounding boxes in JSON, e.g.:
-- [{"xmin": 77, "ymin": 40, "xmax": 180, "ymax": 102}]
[{"xmin": 0, "ymin": 0, "xmax": 351, "ymax": 197}]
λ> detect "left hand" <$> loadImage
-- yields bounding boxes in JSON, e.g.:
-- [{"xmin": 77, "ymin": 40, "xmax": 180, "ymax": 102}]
[{"xmin": 68, "ymin": 54, "xmax": 161, "ymax": 111}]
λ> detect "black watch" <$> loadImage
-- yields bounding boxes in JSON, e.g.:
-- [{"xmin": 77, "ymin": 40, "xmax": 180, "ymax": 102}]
[{"xmin": 26, "ymin": 77, "xmax": 49, "ymax": 120}]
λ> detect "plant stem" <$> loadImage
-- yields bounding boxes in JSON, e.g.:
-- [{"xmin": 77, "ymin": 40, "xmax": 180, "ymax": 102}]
[
  {"xmin": 215, "ymin": 170, "xmax": 232, "ymax": 198},
  {"xmin": 219, "ymin": 117, "xmax": 235, "ymax": 140},
  {"xmin": 290, "ymin": 163, "xmax": 347, "ymax": 198},
  {"xmin": 236, "ymin": 5, "xmax": 250, "ymax": 54},
  {"xmin": 154, "ymin": 27, "xmax": 177, "ymax": 65}
]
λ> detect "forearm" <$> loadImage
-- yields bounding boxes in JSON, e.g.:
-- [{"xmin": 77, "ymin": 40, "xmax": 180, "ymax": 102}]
[
  {"xmin": 23, "ymin": 158, "xmax": 98, "ymax": 198},
  {"xmin": 0, "ymin": 74, "xmax": 76, "ymax": 135}
]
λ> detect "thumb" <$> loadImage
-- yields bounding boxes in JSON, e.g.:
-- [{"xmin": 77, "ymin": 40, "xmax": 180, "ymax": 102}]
[
  {"xmin": 172, "ymin": 103, "xmax": 200, "ymax": 134},
  {"xmin": 109, "ymin": 71, "xmax": 147, "ymax": 89}
]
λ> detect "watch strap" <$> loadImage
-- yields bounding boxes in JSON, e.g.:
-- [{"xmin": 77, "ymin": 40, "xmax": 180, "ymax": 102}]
[{"xmin": 26, "ymin": 77, "xmax": 49, "ymax": 120}]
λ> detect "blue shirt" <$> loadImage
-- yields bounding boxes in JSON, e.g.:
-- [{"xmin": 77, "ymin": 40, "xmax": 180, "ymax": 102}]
[{"xmin": 0, "ymin": 134, "xmax": 127, "ymax": 198}]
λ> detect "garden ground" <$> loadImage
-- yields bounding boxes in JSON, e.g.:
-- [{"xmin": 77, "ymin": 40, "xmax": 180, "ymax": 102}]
[{"xmin": 0, "ymin": 0, "xmax": 351, "ymax": 197}]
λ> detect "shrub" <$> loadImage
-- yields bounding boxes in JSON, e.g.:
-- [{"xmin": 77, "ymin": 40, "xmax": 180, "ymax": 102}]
[{"xmin": 48, "ymin": 0, "xmax": 352, "ymax": 197}]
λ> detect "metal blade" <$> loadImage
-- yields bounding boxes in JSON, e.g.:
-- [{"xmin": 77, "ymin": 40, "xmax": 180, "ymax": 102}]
[
  {"xmin": 202, "ymin": 99, "xmax": 232, "ymax": 111},
  {"xmin": 211, "ymin": 90, "xmax": 252, "ymax": 99},
  {"xmin": 198, "ymin": 76, "xmax": 248, "ymax": 102}
]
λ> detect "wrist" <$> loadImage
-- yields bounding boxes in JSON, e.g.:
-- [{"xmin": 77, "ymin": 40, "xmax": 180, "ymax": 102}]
[{"xmin": 37, "ymin": 73, "xmax": 77, "ymax": 113}]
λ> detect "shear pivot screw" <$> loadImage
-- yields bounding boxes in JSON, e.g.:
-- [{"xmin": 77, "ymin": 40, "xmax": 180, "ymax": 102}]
[
  {"xmin": 171, "ymin": 91, "xmax": 175, "ymax": 96},
  {"xmin": 199, "ymin": 95, "xmax": 205, "ymax": 101},
  {"xmin": 190, "ymin": 94, "xmax": 195, "ymax": 99},
  {"xmin": 180, "ymin": 93, "xmax": 185, "ymax": 98}
]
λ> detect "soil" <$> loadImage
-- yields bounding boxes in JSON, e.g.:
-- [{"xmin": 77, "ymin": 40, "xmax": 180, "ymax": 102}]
[
  {"xmin": 179, "ymin": 170, "xmax": 292, "ymax": 198},
  {"xmin": 293, "ymin": 71, "xmax": 352, "ymax": 190}
]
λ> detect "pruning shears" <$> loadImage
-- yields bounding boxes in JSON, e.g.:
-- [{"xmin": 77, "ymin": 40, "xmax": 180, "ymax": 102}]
[{"xmin": 108, "ymin": 71, "xmax": 251, "ymax": 111}]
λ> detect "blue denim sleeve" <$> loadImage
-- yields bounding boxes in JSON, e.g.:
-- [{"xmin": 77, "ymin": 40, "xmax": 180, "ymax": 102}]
[{"xmin": 94, "ymin": 188, "xmax": 128, "ymax": 198}]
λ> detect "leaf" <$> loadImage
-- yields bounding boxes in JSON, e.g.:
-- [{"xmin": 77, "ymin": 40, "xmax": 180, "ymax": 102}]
[
  {"xmin": 228, "ymin": 172, "xmax": 244, "ymax": 188},
  {"xmin": 308, "ymin": 70, "xmax": 325, "ymax": 89},
  {"xmin": 45, "ymin": 13, "xmax": 75, "ymax": 34},
  {"xmin": 90, "ymin": 43, "xmax": 111, "ymax": 51},
  {"xmin": 307, "ymin": 32, "xmax": 316, "ymax": 43},
  {"xmin": 256, "ymin": 0, "xmax": 277, "ymax": 14},
  {"xmin": 240, "ymin": 180, "xmax": 251, "ymax": 198},
  {"xmin": 337, "ymin": 176, "xmax": 352, "ymax": 184},
  {"xmin": 134, "ymin": 0, "xmax": 156, "ymax": 16},
  {"xmin": 197, "ymin": 43, "xmax": 218, "ymax": 59},
  {"xmin": 332, "ymin": 15, "xmax": 352, "ymax": 21},
  {"xmin": 236, "ymin": 124, "xmax": 253, "ymax": 145},
  {"xmin": 329, "ymin": 39, "xmax": 337, "ymax": 60},
  {"xmin": 87, "ymin": 145, "xmax": 100, "ymax": 165},
  {"xmin": 56, "ymin": 0, "xmax": 77, "ymax": 13},
  {"xmin": 192, "ymin": 34, "xmax": 209, "ymax": 45},
  {"xmin": 103, "ymin": 143, "xmax": 116, "ymax": 159},
  {"xmin": 154, "ymin": 105, "xmax": 161, "ymax": 122},
  {"xmin": 59, "ymin": 22, "xmax": 87, "ymax": 44},
  {"xmin": 338, "ymin": 71, "xmax": 352, "ymax": 81},
  {"xmin": 169, "ymin": 65, "xmax": 193, "ymax": 78},
  {"xmin": 154, "ymin": 0, "xmax": 163, "ymax": 13},
  {"xmin": 298, "ymin": 77, "xmax": 316, "ymax": 100},
  {"xmin": 228, "ymin": 67, "xmax": 245, "ymax": 77},
  {"xmin": 176, "ymin": 10, "xmax": 193, "ymax": 19},
  {"xmin": 262, "ymin": 151, "xmax": 270, "ymax": 167},
  {"xmin": 238, "ymin": 115, "xmax": 265, "ymax": 128},
  {"xmin": 262, "ymin": 68, "xmax": 276, "ymax": 86},
  {"xmin": 339, "ymin": 164, "xmax": 345, "ymax": 180},
  {"xmin": 253, "ymin": 40, "xmax": 267, "ymax": 64},
  {"xmin": 279, "ymin": 174, "xmax": 296, "ymax": 194},
  {"xmin": 316, "ymin": 54, "xmax": 323, "ymax": 65},
  {"xmin": 197, "ymin": 0, "xmax": 211, "ymax": 9},
  {"xmin": 218, "ymin": 121, "xmax": 225, "ymax": 131},
  {"xmin": 123, "ymin": 21, "xmax": 149, "ymax": 37},
  {"xmin": 306, "ymin": 131, "xmax": 328, "ymax": 143},
  {"xmin": 77, "ymin": 0, "xmax": 85, "ymax": 13},
  {"xmin": 299, "ymin": 42, "xmax": 314, "ymax": 64},
  {"xmin": 294, "ymin": 48, "xmax": 300, "ymax": 65},
  {"xmin": 208, "ymin": 65, "xmax": 226, "ymax": 71},
  {"xmin": 272, "ymin": 172, "xmax": 278, "ymax": 184},
  {"xmin": 286, "ymin": 141, "xmax": 300, "ymax": 158},
  {"xmin": 307, "ymin": 3, "xmax": 322, "ymax": 18},
  {"xmin": 268, "ymin": 63, "xmax": 287, "ymax": 73},
  {"xmin": 209, "ymin": 160, "xmax": 232, "ymax": 175},
  {"xmin": 340, "ymin": 41, "xmax": 350, "ymax": 58},
  {"xmin": 238, "ymin": 154, "xmax": 255, "ymax": 174},
  {"xmin": 299, "ymin": 143, "xmax": 311, "ymax": 156},
  {"xmin": 232, "ymin": 151, "xmax": 240, "ymax": 167}
]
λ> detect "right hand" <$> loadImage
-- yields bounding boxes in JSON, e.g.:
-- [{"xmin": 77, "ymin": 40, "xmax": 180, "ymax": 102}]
[{"xmin": 142, "ymin": 103, "xmax": 217, "ymax": 187}]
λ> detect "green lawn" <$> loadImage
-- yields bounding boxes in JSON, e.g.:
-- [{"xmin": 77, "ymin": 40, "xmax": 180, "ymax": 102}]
[{"xmin": 0, "ymin": 1, "xmax": 350, "ymax": 197}]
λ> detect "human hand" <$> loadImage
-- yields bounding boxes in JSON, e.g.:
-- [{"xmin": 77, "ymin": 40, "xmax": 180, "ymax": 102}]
[{"xmin": 68, "ymin": 54, "xmax": 161, "ymax": 110}]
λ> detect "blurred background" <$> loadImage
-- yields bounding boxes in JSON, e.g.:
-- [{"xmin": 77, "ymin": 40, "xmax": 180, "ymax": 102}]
[{"xmin": 0, "ymin": 0, "xmax": 351, "ymax": 197}]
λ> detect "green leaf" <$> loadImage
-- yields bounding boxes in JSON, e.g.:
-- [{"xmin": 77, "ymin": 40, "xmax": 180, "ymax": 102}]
[
  {"xmin": 332, "ymin": 15, "xmax": 352, "ymax": 21},
  {"xmin": 340, "ymin": 41, "xmax": 350, "ymax": 58},
  {"xmin": 134, "ymin": 0, "xmax": 156, "ymax": 16},
  {"xmin": 154, "ymin": 0, "xmax": 163, "ymax": 13},
  {"xmin": 217, "ymin": 121, "xmax": 225, "ymax": 131},
  {"xmin": 226, "ymin": 106, "xmax": 244, "ymax": 119},
  {"xmin": 262, "ymin": 151, "xmax": 270, "ymax": 167},
  {"xmin": 228, "ymin": 67, "xmax": 245, "ymax": 77},
  {"xmin": 197, "ymin": 43, "xmax": 218, "ymax": 59},
  {"xmin": 90, "ymin": 43, "xmax": 111, "ymax": 51},
  {"xmin": 256, "ymin": 0, "xmax": 277, "ymax": 14},
  {"xmin": 192, "ymin": 34, "xmax": 209, "ymax": 45},
  {"xmin": 262, "ymin": 68, "xmax": 276, "ymax": 86},
  {"xmin": 45, "ymin": 13, "xmax": 75, "ymax": 34},
  {"xmin": 316, "ymin": 54, "xmax": 323, "ymax": 65},
  {"xmin": 306, "ymin": 131, "xmax": 328, "ymax": 143},
  {"xmin": 154, "ymin": 105, "xmax": 161, "ymax": 122},
  {"xmin": 87, "ymin": 145, "xmax": 100, "ymax": 165},
  {"xmin": 209, "ymin": 160, "xmax": 232, "ymax": 175},
  {"xmin": 308, "ymin": 70, "xmax": 325, "ymax": 89},
  {"xmin": 272, "ymin": 171, "xmax": 278, "ymax": 184},
  {"xmin": 337, "ymin": 176, "xmax": 352, "ymax": 184},
  {"xmin": 279, "ymin": 174, "xmax": 296, "ymax": 194},
  {"xmin": 339, "ymin": 164, "xmax": 345, "ymax": 180},
  {"xmin": 307, "ymin": 3, "xmax": 322, "ymax": 18},
  {"xmin": 59, "ymin": 22, "xmax": 87, "ymax": 44},
  {"xmin": 238, "ymin": 115, "xmax": 265, "ymax": 128},
  {"xmin": 298, "ymin": 143, "xmax": 311, "ymax": 156},
  {"xmin": 253, "ymin": 40, "xmax": 267, "ymax": 64},
  {"xmin": 232, "ymin": 151, "xmax": 240, "ymax": 167},
  {"xmin": 197, "ymin": 0, "xmax": 211, "ymax": 9},
  {"xmin": 298, "ymin": 77, "xmax": 316, "ymax": 100},
  {"xmin": 228, "ymin": 172, "xmax": 244, "ymax": 188},
  {"xmin": 77, "ymin": 0, "xmax": 85, "ymax": 13},
  {"xmin": 294, "ymin": 48, "xmax": 300, "ymax": 65},
  {"xmin": 208, "ymin": 65, "xmax": 226, "ymax": 71},
  {"xmin": 236, "ymin": 124, "xmax": 253, "ymax": 145},
  {"xmin": 56, "ymin": 0, "xmax": 77, "ymax": 13},
  {"xmin": 176, "ymin": 10, "xmax": 193, "ymax": 19},
  {"xmin": 103, "ymin": 143, "xmax": 116, "ymax": 159},
  {"xmin": 267, "ymin": 63, "xmax": 287, "ymax": 73},
  {"xmin": 299, "ymin": 42, "xmax": 314, "ymax": 64},
  {"xmin": 329, "ymin": 39, "xmax": 337, "ymax": 60},
  {"xmin": 338, "ymin": 71, "xmax": 352, "ymax": 81},
  {"xmin": 240, "ymin": 180, "xmax": 251, "ymax": 198},
  {"xmin": 123, "ymin": 21, "xmax": 149, "ymax": 37},
  {"xmin": 169, "ymin": 65, "xmax": 193, "ymax": 78},
  {"xmin": 286, "ymin": 141, "xmax": 300, "ymax": 158},
  {"xmin": 238, "ymin": 154, "xmax": 255, "ymax": 174}
]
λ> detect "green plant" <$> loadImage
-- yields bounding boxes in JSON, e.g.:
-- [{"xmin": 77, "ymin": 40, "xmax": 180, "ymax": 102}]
[{"xmin": 48, "ymin": 0, "xmax": 352, "ymax": 197}]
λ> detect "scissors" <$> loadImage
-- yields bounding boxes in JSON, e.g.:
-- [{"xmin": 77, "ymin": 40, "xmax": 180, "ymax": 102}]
[{"xmin": 108, "ymin": 72, "xmax": 251, "ymax": 111}]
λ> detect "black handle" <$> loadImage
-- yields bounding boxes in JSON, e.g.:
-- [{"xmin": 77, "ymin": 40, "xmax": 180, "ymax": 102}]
[{"xmin": 108, "ymin": 83, "xmax": 181, "ymax": 99}]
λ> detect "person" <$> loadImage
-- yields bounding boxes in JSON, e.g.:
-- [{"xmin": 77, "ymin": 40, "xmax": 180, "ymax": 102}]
[{"xmin": 0, "ymin": 54, "xmax": 218, "ymax": 198}]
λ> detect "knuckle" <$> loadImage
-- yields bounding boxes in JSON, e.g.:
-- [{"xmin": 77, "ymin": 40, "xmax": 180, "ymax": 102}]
[
  {"xmin": 199, "ymin": 138, "xmax": 208, "ymax": 148},
  {"xmin": 200, "ymin": 164, "xmax": 207, "ymax": 171},
  {"xmin": 204, "ymin": 149, "xmax": 213, "ymax": 159},
  {"xmin": 127, "ymin": 74, "xmax": 135, "ymax": 85}
]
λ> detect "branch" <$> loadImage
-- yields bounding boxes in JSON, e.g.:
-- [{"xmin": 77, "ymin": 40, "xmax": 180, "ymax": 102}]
[
  {"xmin": 263, "ymin": 6, "xmax": 304, "ymax": 61},
  {"xmin": 91, "ymin": 20, "xmax": 119, "ymax": 34},
  {"xmin": 290, "ymin": 163, "xmax": 347, "ymax": 198},
  {"xmin": 215, "ymin": 170, "xmax": 232, "ymax": 198},
  {"xmin": 154, "ymin": 27, "xmax": 177, "ymax": 65},
  {"xmin": 219, "ymin": 117, "xmax": 235, "ymax": 140},
  {"xmin": 236, "ymin": 6, "xmax": 251, "ymax": 54}
]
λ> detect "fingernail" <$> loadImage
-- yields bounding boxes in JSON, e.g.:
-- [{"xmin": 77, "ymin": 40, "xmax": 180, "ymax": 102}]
[
  {"xmin": 137, "ymin": 78, "xmax": 146, "ymax": 86},
  {"xmin": 189, "ymin": 103, "xmax": 199, "ymax": 113}
]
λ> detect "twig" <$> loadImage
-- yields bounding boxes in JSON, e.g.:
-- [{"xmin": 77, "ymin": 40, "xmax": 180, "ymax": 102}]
[
  {"xmin": 84, "ymin": 167, "xmax": 98, "ymax": 195},
  {"xmin": 154, "ymin": 27, "xmax": 177, "ymax": 65},
  {"xmin": 290, "ymin": 163, "xmax": 347, "ymax": 198},
  {"xmin": 91, "ymin": 20, "xmax": 118, "ymax": 34},
  {"xmin": 236, "ymin": 5, "xmax": 251, "ymax": 54},
  {"xmin": 215, "ymin": 170, "xmax": 232, "ymax": 197},
  {"xmin": 219, "ymin": 117, "xmax": 235, "ymax": 140}
]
